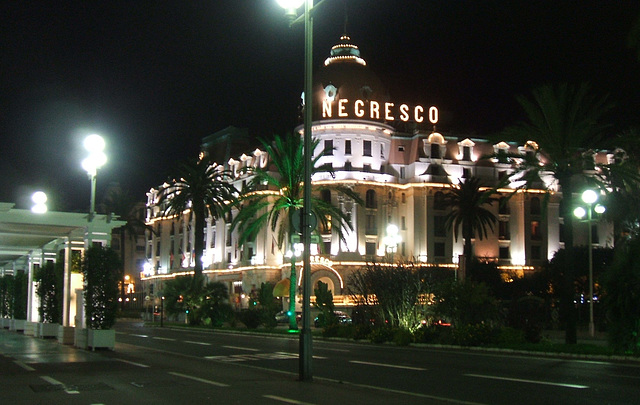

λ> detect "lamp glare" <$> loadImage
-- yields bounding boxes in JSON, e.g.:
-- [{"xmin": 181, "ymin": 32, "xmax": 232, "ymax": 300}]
[
  {"xmin": 574, "ymin": 207, "xmax": 586, "ymax": 219},
  {"xmin": 581, "ymin": 189, "xmax": 598, "ymax": 204}
]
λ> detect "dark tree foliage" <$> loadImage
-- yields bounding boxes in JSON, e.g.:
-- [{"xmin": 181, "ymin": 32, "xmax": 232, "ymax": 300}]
[
  {"xmin": 432, "ymin": 280, "xmax": 500, "ymax": 327},
  {"xmin": 199, "ymin": 282, "xmax": 234, "ymax": 327},
  {"xmin": 603, "ymin": 237, "xmax": 640, "ymax": 355},
  {"xmin": 82, "ymin": 246, "xmax": 121, "ymax": 329},
  {"xmin": 34, "ymin": 260, "xmax": 63, "ymax": 323},
  {"xmin": 12, "ymin": 271, "xmax": 28, "ymax": 319},
  {"xmin": 314, "ymin": 281, "xmax": 335, "ymax": 328}
]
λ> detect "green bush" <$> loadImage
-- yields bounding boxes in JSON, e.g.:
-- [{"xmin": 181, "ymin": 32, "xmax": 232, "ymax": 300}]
[
  {"xmin": 352, "ymin": 323, "xmax": 372, "ymax": 340},
  {"xmin": 322, "ymin": 323, "xmax": 340, "ymax": 338},
  {"xmin": 239, "ymin": 309, "xmax": 262, "ymax": 329},
  {"xmin": 368, "ymin": 327, "xmax": 396, "ymax": 344},
  {"xmin": 494, "ymin": 327, "xmax": 526, "ymax": 346},
  {"xmin": 412, "ymin": 325, "xmax": 452, "ymax": 344},
  {"xmin": 394, "ymin": 328, "xmax": 412, "ymax": 346},
  {"xmin": 451, "ymin": 323, "xmax": 496, "ymax": 346}
]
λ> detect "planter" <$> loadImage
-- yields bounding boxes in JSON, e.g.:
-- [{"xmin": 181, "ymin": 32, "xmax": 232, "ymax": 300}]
[
  {"xmin": 38, "ymin": 322, "xmax": 60, "ymax": 339},
  {"xmin": 10, "ymin": 319, "xmax": 26, "ymax": 332},
  {"xmin": 74, "ymin": 327, "xmax": 88, "ymax": 350},
  {"xmin": 87, "ymin": 329, "xmax": 116, "ymax": 351},
  {"xmin": 24, "ymin": 321, "xmax": 37, "ymax": 336},
  {"xmin": 58, "ymin": 325, "xmax": 75, "ymax": 345}
]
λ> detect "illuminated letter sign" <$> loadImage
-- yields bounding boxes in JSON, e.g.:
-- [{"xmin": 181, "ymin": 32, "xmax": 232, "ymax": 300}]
[
  {"xmin": 321, "ymin": 98, "xmax": 438, "ymax": 124},
  {"xmin": 354, "ymin": 100, "xmax": 365, "ymax": 117}
]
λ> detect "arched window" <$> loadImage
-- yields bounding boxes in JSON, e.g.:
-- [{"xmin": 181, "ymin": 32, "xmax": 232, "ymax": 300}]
[
  {"xmin": 434, "ymin": 191, "xmax": 446, "ymax": 211},
  {"xmin": 365, "ymin": 189, "xmax": 377, "ymax": 209},
  {"xmin": 431, "ymin": 143, "xmax": 441, "ymax": 159},
  {"xmin": 530, "ymin": 197, "xmax": 541, "ymax": 215}
]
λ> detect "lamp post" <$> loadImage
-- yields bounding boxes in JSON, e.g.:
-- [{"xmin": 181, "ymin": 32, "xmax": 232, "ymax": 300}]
[
  {"xmin": 573, "ymin": 189, "xmax": 605, "ymax": 337},
  {"xmin": 383, "ymin": 224, "xmax": 402, "ymax": 263},
  {"xmin": 277, "ymin": 0, "xmax": 316, "ymax": 381},
  {"xmin": 81, "ymin": 134, "xmax": 107, "ymax": 222}
]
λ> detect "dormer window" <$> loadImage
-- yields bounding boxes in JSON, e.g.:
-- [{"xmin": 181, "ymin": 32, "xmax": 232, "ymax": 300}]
[
  {"xmin": 424, "ymin": 132, "xmax": 446, "ymax": 159},
  {"xmin": 493, "ymin": 142, "xmax": 511, "ymax": 164},
  {"xmin": 457, "ymin": 138, "xmax": 475, "ymax": 162}
]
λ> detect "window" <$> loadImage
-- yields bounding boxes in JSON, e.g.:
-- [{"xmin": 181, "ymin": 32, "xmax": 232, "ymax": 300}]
[
  {"xmin": 365, "ymin": 189, "xmax": 377, "ymax": 208},
  {"xmin": 226, "ymin": 226, "xmax": 232, "ymax": 246},
  {"xmin": 366, "ymin": 214, "xmax": 377, "ymax": 234},
  {"xmin": 499, "ymin": 246, "xmax": 510, "ymax": 259},
  {"xmin": 462, "ymin": 146, "xmax": 471, "ymax": 161},
  {"xmin": 430, "ymin": 143, "xmax": 440, "ymax": 159},
  {"xmin": 531, "ymin": 221, "xmax": 542, "ymax": 241},
  {"xmin": 434, "ymin": 215, "xmax": 447, "ymax": 237},
  {"xmin": 363, "ymin": 140, "xmax": 372, "ymax": 157},
  {"xmin": 380, "ymin": 144, "xmax": 385, "ymax": 158},
  {"xmin": 323, "ymin": 241, "xmax": 331, "ymax": 254},
  {"xmin": 321, "ymin": 189, "xmax": 331, "ymax": 203},
  {"xmin": 463, "ymin": 168, "xmax": 472, "ymax": 178},
  {"xmin": 401, "ymin": 193, "xmax": 406, "ymax": 203},
  {"xmin": 401, "ymin": 242, "xmax": 406, "ymax": 256},
  {"xmin": 531, "ymin": 245, "xmax": 541, "ymax": 260},
  {"xmin": 345, "ymin": 140, "xmax": 352, "ymax": 155},
  {"xmin": 530, "ymin": 197, "xmax": 541, "ymax": 215},
  {"xmin": 400, "ymin": 167, "xmax": 406, "ymax": 179},
  {"xmin": 559, "ymin": 223, "xmax": 565, "ymax": 243},
  {"xmin": 366, "ymin": 242, "xmax": 376, "ymax": 256},
  {"xmin": 434, "ymin": 242, "xmax": 445, "ymax": 258},
  {"xmin": 401, "ymin": 216, "xmax": 406, "ymax": 230},
  {"xmin": 324, "ymin": 139, "xmax": 333, "ymax": 156},
  {"xmin": 499, "ymin": 220, "xmax": 510, "ymax": 240},
  {"xmin": 398, "ymin": 145, "xmax": 405, "ymax": 152}
]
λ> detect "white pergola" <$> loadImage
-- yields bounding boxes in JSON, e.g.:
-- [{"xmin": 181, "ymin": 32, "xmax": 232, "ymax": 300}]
[{"xmin": 0, "ymin": 202, "xmax": 125, "ymax": 327}]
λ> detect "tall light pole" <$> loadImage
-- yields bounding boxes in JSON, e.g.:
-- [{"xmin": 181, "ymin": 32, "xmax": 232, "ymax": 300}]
[
  {"xmin": 573, "ymin": 189, "xmax": 605, "ymax": 337},
  {"xmin": 277, "ymin": 0, "xmax": 317, "ymax": 381},
  {"xmin": 81, "ymin": 134, "xmax": 107, "ymax": 245}
]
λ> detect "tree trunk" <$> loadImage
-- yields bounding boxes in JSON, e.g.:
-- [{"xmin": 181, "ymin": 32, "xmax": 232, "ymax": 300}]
[
  {"xmin": 288, "ymin": 256, "xmax": 298, "ymax": 330},
  {"xmin": 559, "ymin": 177, "xmax": 577, "ymax": 344},
  {"xmin": 192, "ymin": 203, "xmax": 205, "ymax": 291}
]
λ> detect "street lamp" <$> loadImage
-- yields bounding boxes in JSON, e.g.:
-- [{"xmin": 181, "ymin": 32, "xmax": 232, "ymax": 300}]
[
  {"xmin": 277, "ymin": 0, "xmax": 317, "ymax": 381},
  {"xmin": 82, "ymin": 134, "xmax": 107, "ymax": 223},
  {"xmin": 383, "ymin": 224, "xmax": 402, "ymax": 262},
  {"xmin": 573, "ymin": 189, "xmax": 605, "ymax": 337},
  {"xmin": 31, "ymin": 191, "xmax": 48, "ymax": 214}
]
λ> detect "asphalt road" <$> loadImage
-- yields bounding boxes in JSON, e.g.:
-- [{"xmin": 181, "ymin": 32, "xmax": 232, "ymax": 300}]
[{"xmin": 2, "ymin": 321, "xmax": 639, "ymax": 404}]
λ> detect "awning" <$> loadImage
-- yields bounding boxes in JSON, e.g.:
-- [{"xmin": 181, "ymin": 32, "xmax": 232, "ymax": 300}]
[{"xmin": 273, "ymin": 278, "xmax": 291, "ymax": 297}]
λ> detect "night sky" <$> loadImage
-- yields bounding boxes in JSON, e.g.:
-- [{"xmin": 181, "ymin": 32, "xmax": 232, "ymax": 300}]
[{"xmin": 2, "ymin": 1, "xmax": 640, "ymax": 212}]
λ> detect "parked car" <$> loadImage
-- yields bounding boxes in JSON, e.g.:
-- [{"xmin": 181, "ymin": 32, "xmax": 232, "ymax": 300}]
[
  {"xmin": 275, "ymin": 311, "xmax": 301, "ymax": 324},
  {"xmin": 314, "ymin": 311, "xmax": 352, "ymax": 328}
]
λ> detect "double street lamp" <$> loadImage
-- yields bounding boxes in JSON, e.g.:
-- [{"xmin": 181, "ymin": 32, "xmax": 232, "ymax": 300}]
[{"xmin": 573, "ymin": 189, "xmax": 605, "ymax": 337}]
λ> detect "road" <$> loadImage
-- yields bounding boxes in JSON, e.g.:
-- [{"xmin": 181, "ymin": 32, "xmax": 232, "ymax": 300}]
[{"xmin": 2, "ymin": 321, "xmax": 639, "ymax": 404}]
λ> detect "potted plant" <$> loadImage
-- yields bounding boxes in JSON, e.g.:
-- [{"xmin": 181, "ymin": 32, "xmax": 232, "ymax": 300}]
[
  {"xmin": 82, "ymin": 245, "xmax": 120, "ymax": 350},
  {"xmin": 8, "ymin": 272, "xmax": 28, "ymax": 332},
  {"xmin": 34, "ymin": 260, "xmax": 63, "ymax": 338}
]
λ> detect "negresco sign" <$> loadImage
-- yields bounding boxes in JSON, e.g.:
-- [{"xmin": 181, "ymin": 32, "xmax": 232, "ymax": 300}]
[{"xmin": 322, "ymin": 99, "xmax": 438, "ymax": 124}]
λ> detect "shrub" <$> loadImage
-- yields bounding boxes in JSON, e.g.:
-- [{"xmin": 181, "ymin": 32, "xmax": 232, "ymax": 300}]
[
  {"xmin": 82, "ymin": 246, "xmax": 120, "ymax": 329},
  {"xmin": 451, "ymin": 323, "xmax": 496, "ymax": 346},
  {"xmin": 494, "ymin": 327, "xmax": 526, "ymax": 346},
  {"xmin": 239, "ymin": 309, "xmax": 262, "ymax": 329},
  {"xmin": 352, "ymin": 323, "xmax": 372, "ymax": 340},
  {"xmin": 394, "ymin": 328, "xmax": 412, "ymax": 346},
  {"xmin": 369, "ymin": 326, "xmax": 395, "ymax": 344},
  {"xmin": 412, "ymin": 325, "xmax": 452, "ymax": 344}
]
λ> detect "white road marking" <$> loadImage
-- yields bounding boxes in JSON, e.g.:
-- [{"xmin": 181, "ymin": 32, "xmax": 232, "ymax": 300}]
[
  {"xmin": 130, "ymin": 334, "xmax": 149, "ymax": 338},
  {"xmin": 14, "ymin": 360, "xmax": 35, "ymax": 371},
  {"xmin": 263, "ymin": 394, "xmax": 316, "ymax": 404},
  {"xmin": 349, "ymin": 360, "xmax": 426, "ymax": 371},
  {"xmin": 40, "ymin": 375, "xmax": 79, "ymax": 394},
  {"xmin": 223, "ymin": 345, "xmax": 259, "ymax": 351},
  {"xmin": 115, "ymin": 358, "xmax": 150, "ymax": 368},
  {"xmin": 185, "ymin": 340, "xmax": 211, "ymax": 346},
  {"xmin": 464, "ymin": 373, "xmax": 588, "ymax": 389},
  {"xmin": 168, "ymin": 371, "xmax": 229, "ymax": 387},
  {"xmin": 152, "ymin": 337, "xmax": 176, "ymax": 341}
]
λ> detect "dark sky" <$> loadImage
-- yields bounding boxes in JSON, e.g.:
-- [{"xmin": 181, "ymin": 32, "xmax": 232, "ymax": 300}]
[{"xmin": 2, "ymin": 1, "xmax": 640, "ymax": 212}]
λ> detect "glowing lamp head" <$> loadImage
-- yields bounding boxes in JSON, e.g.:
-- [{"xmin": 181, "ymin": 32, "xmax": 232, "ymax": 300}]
[
  {"xmin": 594, "ymin": 204, "xmax": 606, "ymax": 214},
  {"xmin": 574, "ymin": 206, "xmax": 586, "ymax": 219},
  {"xmin": 82, "ymin": 152, "xmax": 107, "ymax": 175},
  {"xmin": 581, "ymin": 189, "xmax": 598, "ymax": 205},
  {"xmin": 386, "ymin": 224, "xmax": 399, "ymax": 236},
  {"xmin": 31, "ymin": 191, "xmax": 48, "ymax": 214},
  {"xmin": 276, "ymin": 0, "xmax": 304, "ymax": 19},
  {"xmin": 83, "ymin": 134, "xmax": 105, "ymax": 153}
]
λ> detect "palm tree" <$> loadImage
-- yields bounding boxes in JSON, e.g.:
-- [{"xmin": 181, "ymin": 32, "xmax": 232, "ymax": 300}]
[
  {"xmin": 444, "ymin": 177, "xmax": 499, "ymax": 277},
  {"xmin": 159, "ymin": 156, "xmax": 237, "ymax": 290},
  {"xmin": 499, "ymin": 82, "xmax": 614, "ymax": 344},
  {"xmin": 231, "ymin": 133, "xmax": 360, "ymax": 330}
]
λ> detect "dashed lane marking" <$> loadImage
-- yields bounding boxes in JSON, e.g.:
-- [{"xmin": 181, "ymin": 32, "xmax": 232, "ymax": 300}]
[{"xmin": 168, "ymin": 371, "xmax": 229, "ymax": 387}]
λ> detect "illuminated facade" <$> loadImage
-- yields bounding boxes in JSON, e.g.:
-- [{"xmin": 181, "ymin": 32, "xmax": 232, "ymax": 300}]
[{"xmin": 142, "ymin": 36, "xmax": 614, "ymax": 307}]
